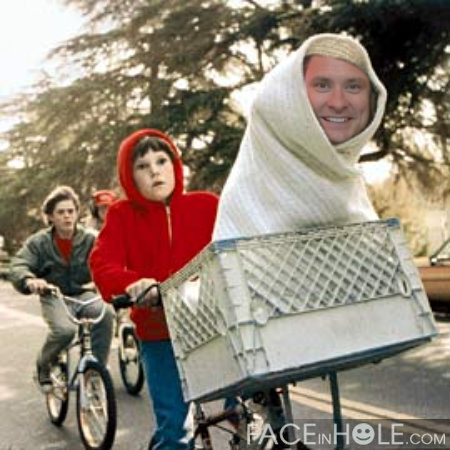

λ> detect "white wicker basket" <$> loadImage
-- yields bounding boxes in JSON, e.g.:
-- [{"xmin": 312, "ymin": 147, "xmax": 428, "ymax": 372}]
[{"xmin": 161, "ymin": 219, "xmax": 437, "ymax": 402}]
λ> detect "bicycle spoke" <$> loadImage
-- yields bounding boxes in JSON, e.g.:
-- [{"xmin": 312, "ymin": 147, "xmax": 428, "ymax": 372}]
[
  {"xmin": 46, "ymin": 357, "xmax": 69, "ymax": 426},
  {"xmin": 79, "ymin": 370, "xmax": 109, "ymax": 446}
]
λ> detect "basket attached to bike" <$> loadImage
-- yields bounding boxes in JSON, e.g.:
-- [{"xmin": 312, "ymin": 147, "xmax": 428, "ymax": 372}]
[{"xmin": 161, "ymin": 218, "xmax": 437, "ymax": 403}]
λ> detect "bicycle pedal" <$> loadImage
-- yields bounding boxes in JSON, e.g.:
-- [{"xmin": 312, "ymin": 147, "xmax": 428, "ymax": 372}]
[
  {"xmin": 33, "ymin": 374, "xmax": 52, "ymax": 394},
  {"xmin": 33, "ymin": 369, "xmax": 53, "ymax": 394}
]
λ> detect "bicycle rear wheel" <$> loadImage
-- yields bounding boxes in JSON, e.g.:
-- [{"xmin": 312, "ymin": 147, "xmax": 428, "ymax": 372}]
[
  {"xmin": 118, "ymin": 325, "xmax": 144, "ymax": 395},
  {"xmin": 76, "ymin": 360, "xmax": 116, "ymax": 450},
  {"xmin": 46, "ymin": 351, "xmax": 69, "ymax": 426}
]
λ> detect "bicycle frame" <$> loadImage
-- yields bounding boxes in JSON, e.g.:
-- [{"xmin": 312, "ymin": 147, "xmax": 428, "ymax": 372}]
[
  {"xmin": 116, "ymin": 312, "xmax": 133, "ymax": 363},
  {"xmin": 191, "ymin": 377, "xmax": 342, "ymax": 450},
  {"xmin": 57, "ymin": 293, "xmax": 107, "ymax": 379}
]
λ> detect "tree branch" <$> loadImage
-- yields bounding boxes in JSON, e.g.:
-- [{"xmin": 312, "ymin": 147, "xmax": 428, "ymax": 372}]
[
  {"xmin": 244, "ymin": 0, "xmax": 265, "ymax": 10},
  {"xmin": 359, "ymin": 147, "xmax": 389, "ymax": 163}
]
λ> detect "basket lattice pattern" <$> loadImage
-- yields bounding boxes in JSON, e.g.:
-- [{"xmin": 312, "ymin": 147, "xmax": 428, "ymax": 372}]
[
  {"xmin": 166, "ymin": 263, "xmax": 224, "ymax": 354},
  {"xmin": 167, "ymin": 222, "xmax": 405, "ymax": 355},
  {"xmin": 238, "ymin": 224, "xmax": 401, "ymax": 318}
]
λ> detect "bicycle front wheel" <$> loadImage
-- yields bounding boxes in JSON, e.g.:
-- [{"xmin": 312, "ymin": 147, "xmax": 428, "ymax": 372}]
[
  {"xmin": 46, "ymin": 351, "xmax": 69, "ymax": 426},
  {"xmin": 76, "ymin": 360, "xmax": 116, "ymax": 450},
  {"xmin": 118, "ymin": 326, "xmax": 144, "ymax": 395}
]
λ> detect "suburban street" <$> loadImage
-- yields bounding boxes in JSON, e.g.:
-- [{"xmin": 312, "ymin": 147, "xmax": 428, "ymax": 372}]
[{"xmin": 0, "ymin": 280, "xmax": 448, "ymax": 450}]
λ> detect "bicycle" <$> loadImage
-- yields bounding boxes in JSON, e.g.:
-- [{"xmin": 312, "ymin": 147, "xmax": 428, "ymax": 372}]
[
  {"xmin": 192, "ymin": 387, "xmax": 315, "ymax": 450},
  {"xmin": 115, "ymin": 309, "xmax": 144, "ymax": 395},
  {"xmin": 112, "ymin": 288, "xmax": 310, "ymax": 450},
  {"xmin": 43, "ymin": 288, "xmax": 117, "ymax": 450}
]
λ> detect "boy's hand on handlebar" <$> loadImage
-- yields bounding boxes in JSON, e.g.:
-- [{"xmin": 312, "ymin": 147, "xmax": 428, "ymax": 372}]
[
  {"xmin": 26, "ymin": 278, "xmax": 60, "ymax": 296},
  {"xmin": 126, "ymin": 278, "xmax": 161, "ymax": 309}
]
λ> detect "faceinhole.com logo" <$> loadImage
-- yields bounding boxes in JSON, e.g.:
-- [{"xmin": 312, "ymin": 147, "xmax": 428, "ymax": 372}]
[{"xmin": 247, "ymin": 421, "xmax": 449, "ymax": 448}]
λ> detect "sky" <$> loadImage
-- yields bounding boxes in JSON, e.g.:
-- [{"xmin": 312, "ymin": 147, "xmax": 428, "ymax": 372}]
[{"xmin": 0, "ymin": 0, "xmax": 83, "ymax": 101}]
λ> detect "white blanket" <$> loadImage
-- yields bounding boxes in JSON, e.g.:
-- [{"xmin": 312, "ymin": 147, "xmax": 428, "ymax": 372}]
[{"xmin": 213, "ymin": 34, "xmax": 387, "ymax": 240}]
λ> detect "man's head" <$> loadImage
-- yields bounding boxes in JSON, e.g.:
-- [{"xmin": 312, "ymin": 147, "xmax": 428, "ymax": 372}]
[
  {"xmin": 41, "ymin": 185, "xmax": 80, "ymax": 236},
  {"xmin": 303, "ymin": 34, "xmax": 378, "ymax": 145}
]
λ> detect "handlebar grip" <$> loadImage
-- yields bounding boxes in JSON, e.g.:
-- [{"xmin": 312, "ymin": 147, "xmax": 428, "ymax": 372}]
[
  {"xmin": 135, "ymin": 283, "xmax": 162, "ymax": 307},
  {"xmin": 112, "ymin": 283, "xmax": 162, "ymax": 309},
  {"xmin": 112, "ymin": 294, "xmax": 134, "ymax": 309},
  {"xmin": 41, "ymin": 286, "xmax": 58, "ymax": 296}
]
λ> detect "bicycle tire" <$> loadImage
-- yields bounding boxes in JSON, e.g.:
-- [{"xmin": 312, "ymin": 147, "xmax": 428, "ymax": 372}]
[
  {"xmin": 118, "ymin": 325, "xmax": 144, "ymax": 395},
  {"xmin": 76, "ymin": 360, "xmax": 117, "ymax": 450},
  {"xmin": 46, "ymin": 351, "xmax": 69, "ymax": 426}
]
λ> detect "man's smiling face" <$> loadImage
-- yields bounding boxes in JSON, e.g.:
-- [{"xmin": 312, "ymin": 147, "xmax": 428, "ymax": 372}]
[{"xmin": 305, "ymin": 55, "xmax": 371, "ymax": 145}]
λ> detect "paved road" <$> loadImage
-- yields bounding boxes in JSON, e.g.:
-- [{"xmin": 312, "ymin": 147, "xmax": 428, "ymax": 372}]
[
  {"xmin": 0, "ymin": 281, "xmax": 151, "ymax": 450},
  {"xmin": 0, "ymin": 280, "xmax": 449, "ymax": 449}
]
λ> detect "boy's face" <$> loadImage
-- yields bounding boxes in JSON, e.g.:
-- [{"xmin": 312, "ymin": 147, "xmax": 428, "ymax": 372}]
[
  {"xmin": 305, "ymin": 55, "xmax": 371, "ymax": 145},
  {"xmin": 48, "ymin": 199, "xmax": 78, "ymax": 237},
  {"xmin": 133, "ymin": 150, "xmax": 175, "ymax": 203}
]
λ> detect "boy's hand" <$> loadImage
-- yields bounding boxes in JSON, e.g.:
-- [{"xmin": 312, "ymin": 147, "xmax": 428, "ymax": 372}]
[
  {"xmin": 126, "ymin": 278, "xmax": 161, "ymax": 309},
  {"xmin": 26, "ymin": 278, "xmax": 60, "ymax": 296}
]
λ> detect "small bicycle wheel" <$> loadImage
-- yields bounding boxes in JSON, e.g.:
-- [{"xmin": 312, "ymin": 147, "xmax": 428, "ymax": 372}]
[
  {"xmin": 118, "ymin": 326, "xmax": 144, "ymax": 395},
  {"xmin": 46, "ymin": 351, "xmax": 69, "ymax": 426},
  {"xmin": 76, "ymin": 360, "xmax": 116, "ymax": 450}
]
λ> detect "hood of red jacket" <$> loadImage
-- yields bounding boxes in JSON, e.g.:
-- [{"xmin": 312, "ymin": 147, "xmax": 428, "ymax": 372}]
[{"xmin": 117, "ymin": 129, "xmax": 184, "ymax": 208}]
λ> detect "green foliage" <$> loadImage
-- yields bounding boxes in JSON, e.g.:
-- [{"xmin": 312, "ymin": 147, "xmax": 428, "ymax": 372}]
[{"xmin": 0, "ymin": 0, "xmax": 449, "ymax": 250}]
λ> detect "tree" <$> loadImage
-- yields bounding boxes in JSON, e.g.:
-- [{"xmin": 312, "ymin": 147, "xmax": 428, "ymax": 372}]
[{"xmin": 1, "ymin": 0, "xmax": 449, "ymax": 250}]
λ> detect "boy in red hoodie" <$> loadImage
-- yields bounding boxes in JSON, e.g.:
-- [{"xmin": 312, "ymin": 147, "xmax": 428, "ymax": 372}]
[{"xmin": 89, "ymin": 129, "xmax": 218, "ymax": 450}]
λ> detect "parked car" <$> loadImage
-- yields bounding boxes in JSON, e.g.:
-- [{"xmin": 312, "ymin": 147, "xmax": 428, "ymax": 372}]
[{"xmin": 416, "ymin": 238, "xmax": 450, "ymax": 313}]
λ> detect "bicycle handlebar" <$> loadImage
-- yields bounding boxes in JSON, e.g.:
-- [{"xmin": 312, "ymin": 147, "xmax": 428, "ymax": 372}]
[
  {"xmin": 41, "ymin": 285, "xmax": 60, "ymax": 297},
  {"xmin": 112, "ymin": 293, "xmax": 135, "ymax": 309},
  {"xmin": 112, "ymin": 283, "xmax": 162, "ymax": 310},
  {"xmin": 41, "ymin": 286, "xmax": 106, "ymax": 325}
]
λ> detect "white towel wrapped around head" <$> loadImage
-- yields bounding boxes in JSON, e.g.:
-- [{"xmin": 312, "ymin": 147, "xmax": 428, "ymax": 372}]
[{"xmin": 213, "ymin": 33, "xmax": 387, "ymax": 240}]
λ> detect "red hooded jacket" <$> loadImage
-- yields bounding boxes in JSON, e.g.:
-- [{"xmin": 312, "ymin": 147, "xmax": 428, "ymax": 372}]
[{"xmin": 89, "ymin": 129, "xmax": 218, "ymax": 341}]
